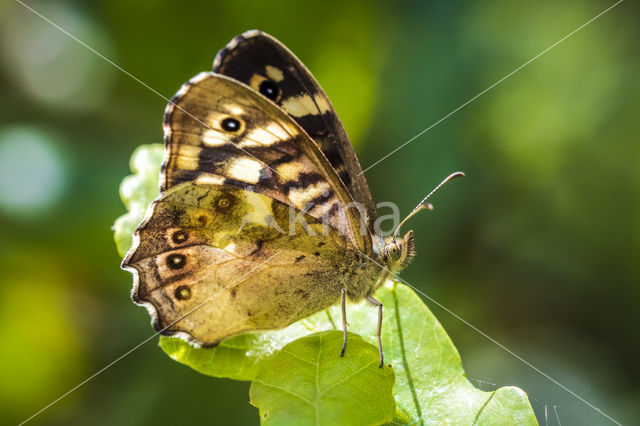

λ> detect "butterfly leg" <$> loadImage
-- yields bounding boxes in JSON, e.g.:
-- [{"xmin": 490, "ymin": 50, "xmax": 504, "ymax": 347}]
[
  {"xmin": 340, "ymin": 288, "xmax": 348, "ymax": 357},
  {"xmin": 367, "ymin": 296, "xmax": 384, "ymax": 367}
]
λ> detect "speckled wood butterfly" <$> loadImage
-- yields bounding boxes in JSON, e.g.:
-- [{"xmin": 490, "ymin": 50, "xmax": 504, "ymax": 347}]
[{"xmin": 122, "ymin": 30, "xmax": 461, "ymax": 366}]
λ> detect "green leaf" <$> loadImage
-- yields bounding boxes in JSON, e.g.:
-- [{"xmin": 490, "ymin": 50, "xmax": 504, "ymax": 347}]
[
  {"xmin": 372, "ymin": 282, "xmax": 537, "ymax": 425},
  {"xmin": 115, "ymin": 144, "xmax": 537, "ymax": 425},
  {"xmin": 113, "ymin": 143, "xmax": 164, "ymax": 258},
  {"xmin": 158, "ymin": 318, "xmax": 335, "ymax": 381},
  {"xmin": 157, "ymin": 284, "xmax": 536, "ymax": 424},
  {"xmin": 249, "ymin": 331, "xmax": 396, "ymax": 426}
]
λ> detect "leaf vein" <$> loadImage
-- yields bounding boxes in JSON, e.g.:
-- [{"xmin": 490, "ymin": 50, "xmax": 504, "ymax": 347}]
[
  {"xmin": 319, "ymin": 359, "xmax": 378, "ymax": 395},
  {"xmin": 393, "ymin": 282, "xmax": 424, "ymax": 425},
  {"xmin": 280, "ymin": 348, "xmax": 316, "ymax": 366},
  {"xmin": 473, "ymin": 390, "xmax": 497, "ymax": 425},
  {"xmin": 252, "ymin": 379, "xmax": 314, "ymax": 406}
]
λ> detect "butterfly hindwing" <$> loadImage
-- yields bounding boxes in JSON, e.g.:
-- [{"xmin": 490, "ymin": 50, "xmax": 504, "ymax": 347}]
[
  {"xmin": 122, "ymin": 184, "xmax": 380, "ymax": 345},
  {"xmin": 162, "ymin": 72, "xmax": 371, "ymax": 251},
  {"xmin": 213, "ymin": 30, "xmax": 377, "ymax": 227}
]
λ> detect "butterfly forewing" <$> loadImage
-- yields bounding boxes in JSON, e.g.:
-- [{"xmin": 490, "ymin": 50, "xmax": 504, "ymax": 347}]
[
  {"xmin": 122, "ymin": 31, "xmax": 396, "ymax": 350},
  {"xmin": 213, "ymin": 30, "xmax": 377, "ymax": 227},
  {"xmin": 162, "ymin": 72, "xmax": 370, "ymax": 251}
]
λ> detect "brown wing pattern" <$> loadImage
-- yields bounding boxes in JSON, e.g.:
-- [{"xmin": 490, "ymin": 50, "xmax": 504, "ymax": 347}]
[
  {"xmin": 213, "ymin": 30, "xmax": 377, "ymax": 227},
  {"xmin": 122, "ymin": 184, "xmax": 381, "ymax": 345},
  {"xmin": 162, "ymin": 72, "xmax": 370, "ymax": 251}
]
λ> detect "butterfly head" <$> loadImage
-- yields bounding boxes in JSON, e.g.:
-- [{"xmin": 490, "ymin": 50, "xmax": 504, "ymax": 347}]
[
  {"xmin": 383, "ymin": 172, "xmax": 465, "ymax": 274},
  {"xmin": 383, "ymin": 230, "xmax": 415, "ymax": 273}
]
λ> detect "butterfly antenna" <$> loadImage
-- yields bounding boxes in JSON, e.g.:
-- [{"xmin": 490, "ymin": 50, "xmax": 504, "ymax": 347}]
[{"xmin": 392, "ymin": 171, "xmax": 465, "ymax": 240}]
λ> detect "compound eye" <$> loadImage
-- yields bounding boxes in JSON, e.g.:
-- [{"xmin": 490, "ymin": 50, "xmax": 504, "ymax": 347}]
[{"xmin": 386, "ymin": 243, "xmax": 402, "ymax": 261}]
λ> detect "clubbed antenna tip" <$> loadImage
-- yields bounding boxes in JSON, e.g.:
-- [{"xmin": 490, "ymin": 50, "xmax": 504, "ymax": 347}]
[{"xmin": 392, "ymin": 171, "xmax": 464, "ymax": 239}]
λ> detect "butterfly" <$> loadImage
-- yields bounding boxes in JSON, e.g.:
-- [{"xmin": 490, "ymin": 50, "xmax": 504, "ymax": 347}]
[{"xmin": 122, "ymin": 30, "xmax": 461, "ymax": 367}]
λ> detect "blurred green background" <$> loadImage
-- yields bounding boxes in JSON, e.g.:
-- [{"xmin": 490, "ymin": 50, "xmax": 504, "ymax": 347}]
[{"xmin": 1, "ymin": 0, "xmax": 637, "ymax": 424}]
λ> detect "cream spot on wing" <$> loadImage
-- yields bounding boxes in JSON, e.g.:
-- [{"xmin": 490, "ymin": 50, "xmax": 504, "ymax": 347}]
[
  {"xmin": 174, "ymin": 85, "xmax": 189, "ymax": 98},
  {"xmin": 173, "ymin": 140, "xmax": 200, "ymax": 170},
  {"xmin": 289, "ymin": 182, "xmax": 331, "ymax": 206},
  {"xmin": 176, "ymin": 156, "xmax": 198, "ymax": 170},
  {"xmin": 178, "ymin": 144, "xmax": 201, "ymax": 157},
  {"xmin": 226, "ymin": 157, "xmax": 263, "ymax": 184},
  {"xmin": 229, "ymin": 105, "xmax": 244, "ymax": 116},
  {"xmin": 223, "ymin": 242, "xmax": 237, "ymax": 254},
  {"xmin": 226, "ymin": 37, "xmax": 240, "ymax": 50},
  {"xmin": 239, "ymin": 127, "xmax": 283, "ymax": 147},
  {"xmin": 243, "ymin": 29, "xmax": 261, "ymax": 39},
  {"xmin": 314, "ymin": 93, "xmax": 331, "ymax": 114},
  {"xmin": 243, "ymin": 191, "xmax": 274, "ymax": 227},
  {"xmin": 265, "ymin": 122, "xmax": 292, "ymax": 139},
  {"xmin": 309, "ymin": 200, "xmax": 339, "ymax": 218},
  {"xmin": 195, "ymin": 173, "xmax": 225, "ymax": 185},
  {"xmin": 265, "ymin": 65, "xmax": 284, "ymax": 82},
  {"xmin": 281, "ymin": 94, "xmax": 319, "ymax": 117},
  {"xmin": 162, "ymin": 122, "xmax": 172, "ymax": 136},
  {"xmin": 202, "ymin": 129, "xmax": 228, "ymax": 147},
  {"xmin": 249, "ymin": 74, "xmax": 265, "ymax": 91},
  {"xmin": 276, "ymin": 161, "xmax": 304, "ymax": 180}
]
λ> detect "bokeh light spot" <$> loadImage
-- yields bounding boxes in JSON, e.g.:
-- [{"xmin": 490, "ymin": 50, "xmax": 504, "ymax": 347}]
[
  {"xmin": 0, "ymin": 270, "xmax": 85, "ymax": 421},
  {"xmin": 0, "ymin": 126, "xmax": 67, "ymax": 216},
  {"xmin": 0, "ymin": 3, "xmax": 116, "ymax": 111}
]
